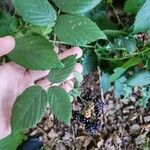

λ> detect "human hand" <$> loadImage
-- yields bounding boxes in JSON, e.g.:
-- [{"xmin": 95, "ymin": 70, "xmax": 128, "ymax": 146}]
[{"xmin": 0, "ymin": 36, "xmax": 83, "ymax": 139}]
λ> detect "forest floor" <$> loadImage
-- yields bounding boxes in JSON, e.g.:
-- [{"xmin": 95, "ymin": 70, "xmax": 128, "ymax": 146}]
[{"xmin": 27, "ymin": 72, "xmax": 150, "ymax": 150}]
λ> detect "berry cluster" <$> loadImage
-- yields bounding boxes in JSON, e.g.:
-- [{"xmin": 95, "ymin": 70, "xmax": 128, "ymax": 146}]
[{"xmin": 72, "ymin": 89, "xmax": 104, "ymax": 134}]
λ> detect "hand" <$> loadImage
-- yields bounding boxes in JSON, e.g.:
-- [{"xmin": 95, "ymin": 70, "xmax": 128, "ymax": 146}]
[{"xmin": 0, "ymin": 36, "xmax": 83, "ymax": 139}]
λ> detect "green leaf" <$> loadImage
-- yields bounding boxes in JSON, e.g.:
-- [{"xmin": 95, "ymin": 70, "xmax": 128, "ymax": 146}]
[
  {"xmin": 7, "ymin": 35, "xmax": 62, "ymax": 70},
  {"xmin": 114, "ymin": 37, "xmax": 137, "ymax": 53},
  {"xmin": 100, "ymin": 72, "xmax": 111, "ymax": 93},
  {"xmin": 0, "ymin": 11, "xmax": 17, "ymax": 36},
  {"xmin": 124, "ymin": 37, "xmax": 137, "ymax": 53},
  {"xmin": 139, "ymin": 87, "xmax": 150, "ymax": 108},
  {"xmin": 109, "ymin": 57, "xmax": 141, "ymax": 83},
  {"xmin": 82, "ymin": 49, "xmax": 98, "ymax": 75},
  {"xmin": 11, "ymin": 86, "xmax": 47, "ymax": 133},
  {"xmin": 73, "ymin": 71, "xmax": 83, "ymax": 83},
  {"xmin": 70, "ymin": 88, "xmax": 80, "ymax": 98},
  {"xmin": 87, "ymin": 4, "xmax": 117, "ymax": 30},
  {"xmin": 134, "ymin": 0, "xmax": 150, "ymax": 32},
  {"xmin": 53, "ymin": 0, "xmax": 102, "ymax": 14},
  {"xmin": 124, "ymin": 0, "xmax": 145, "ymax": 14},
  {"xmin": 146, "ymin": 59, "xmax": 150, "ymax": 71},
  {"xmin": 0, "ymin": 132, "xmax": 24, "ymax": 150},
  {"xmin": 114, "ymin": 77, "xmax": 126, "ymax": 97},
  {"xmin": 127, "ymin": 71, "xmax": 150, "ymax": 86},
  {"xmin": 12, "ymin": 0, "xmax": 56, "ymax": 26},
  {"xmin": 103, "ymin": 30, "xmax": 127, "ymax": 38},
  {"xmin": 54, "ymin": 14, "xmax": 107, "ymax": 46},
  {"xmin": 48, "ymin": 55, "xmax": 76, "ymax": 83},
  {"xmin": 47, "ymin": 86, "xmax": 72, "ymax": 125},
  {"xmin": 141, "ymin": 142, "xmax": 150, "ymax": 150},
  {"xmin": 29, "ymin": 23, "xmax": 55, "ymax": 36},
  {"xmin": 140, "ymin": 94, "xmax": 150, "ymax": 108},
  {"xmin": 115, "ymin": 80, "xmax": 123, "ymax": 98}
]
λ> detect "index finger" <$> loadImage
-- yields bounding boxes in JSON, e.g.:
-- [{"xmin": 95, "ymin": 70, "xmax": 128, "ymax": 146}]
[
  {"xmin": 0, "ymin": 36, "xmax": 15, "ymax": 57},
  {"xmin": 58, "ymin": 47, "xmax": 82, "ymax": 60}
]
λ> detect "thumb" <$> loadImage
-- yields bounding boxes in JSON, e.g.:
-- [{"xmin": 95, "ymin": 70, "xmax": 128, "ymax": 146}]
[{"xmin": 0, "ymin": 36, "xmax": 15, "ymax": 57}]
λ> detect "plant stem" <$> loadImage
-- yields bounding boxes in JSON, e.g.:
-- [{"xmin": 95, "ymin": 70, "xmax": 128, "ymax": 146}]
[
  {"xmin": 96, "ymin": 47, "xmax": 150, "ymax": 61},
  {"xmin": 97, "ymin": 67, "xmax": 105, "ymax": 102},
  {"xmin": 49, "ymin": 40, "xmax": 95, "ymax": 48},
  {"xmin": 111, "ymin": 4, "xmax": 123, "ymax": 26}
]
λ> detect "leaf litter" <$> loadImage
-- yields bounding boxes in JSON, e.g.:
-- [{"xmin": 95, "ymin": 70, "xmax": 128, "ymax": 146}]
[{"xmin": 26, "ymin": 72, "xmax": 150, "ymax": 150}]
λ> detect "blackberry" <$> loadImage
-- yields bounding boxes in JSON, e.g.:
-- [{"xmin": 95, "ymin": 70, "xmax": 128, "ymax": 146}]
[
  {"xmin": 85, "ymin": 121, "xmax": 101, "ymax": 134},
  {"xmin": 72, "ymin": 111, "xmax": 81, "ymax": 123},
  {"xmin": 72, "ymin": 111, "xmax": 89, "ymax": 124},
  {"xmin": 93, "ymin": 98, "xmax": 98, "ymax": 103},
  {"xmin": 73, "ymin": 92, "xmax": 103, "ymax": 134},
  {"xmin": 81, "ymin": 117, "xmax": 90, "ymax": 124},
  {"xmin": 94, "ymin": 109, "xmax": 101, "ymax": 117},
  {"xmin": 93, "ymin": 96, "xmax": 101, "ymax": 102},
  {"xmin": 96, "ymin": 99, "xmax": 104, "ymax": 108}
]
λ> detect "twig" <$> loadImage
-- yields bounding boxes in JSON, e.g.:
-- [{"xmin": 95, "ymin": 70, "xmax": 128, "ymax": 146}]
[
  {"xmin": 36, "ymin": 125, "xmax": 49, "ymax": 136},
  {"xmin": 71, "ymin": 126, "xmax": 76, "ymax": 142},
  {"xmin": 53, "ymin": 34, "xmax": 57, "ymax": 47},
  {"xmin": 97, "ymin": 67, "xmax": 105, "ymax": 102},
  {"xmin": 71, "ymin": 88, "xmax": 88, "ymax": 104},
  {"xmin": 111, "ymin": 4, "xmax": 123, "ymax": 26}
]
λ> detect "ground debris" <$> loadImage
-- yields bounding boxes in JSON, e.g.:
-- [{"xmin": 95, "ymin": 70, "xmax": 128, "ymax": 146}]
[{"xmin": 27, "ymin": 72, "xmax": 150, "ymax": 150}]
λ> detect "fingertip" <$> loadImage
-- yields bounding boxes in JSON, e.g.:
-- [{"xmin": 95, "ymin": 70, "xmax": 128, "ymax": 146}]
[
  {"xmin": 7, "ymin": 36, "xmax": 15, "ymax": 46},
  {"xmin": 3, "ymin": 36, "xmax": 15, "ymax": 51},
  {"xmin": 74, "ymin": 63, "xmax": 83, "ymax": 73},
  {"xmin": 36, "ymin": 78, "xmax": 51, "ymax": 91},
  {"xmin": 0, "ymin": 36, "xmax": 15, "ymax": 56},
  {"xmin": 58, "ymin": 47, "xmax": 82, "ymax": 60},
  {"xmin": 73, "ymin": 47, "xmax": 83, "ymax": 59}
]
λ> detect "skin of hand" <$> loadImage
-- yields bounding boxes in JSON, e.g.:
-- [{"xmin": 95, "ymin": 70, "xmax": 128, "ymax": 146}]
[{"xmin": 0, "ymin": 36, "xmax": 83, "ymax": 139}]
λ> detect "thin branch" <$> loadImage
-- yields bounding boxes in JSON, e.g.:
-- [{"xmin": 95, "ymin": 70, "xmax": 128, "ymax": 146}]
[
  {"xmin": 97, "ymin": 67, "xmax": 105, "ymax": 102},
  {"xmin": 111, "ymin": 4, "xmax": 123, "ymax": 26}
]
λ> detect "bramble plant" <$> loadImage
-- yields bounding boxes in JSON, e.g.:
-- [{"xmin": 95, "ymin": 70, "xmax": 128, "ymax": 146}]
[
  {"xmin": 0, "ymin": 0, "xmax": 106, "ymax": 146},
  {"xmin": 1, "ymin": 0, "xmax": 150, "ymax": 149}
]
